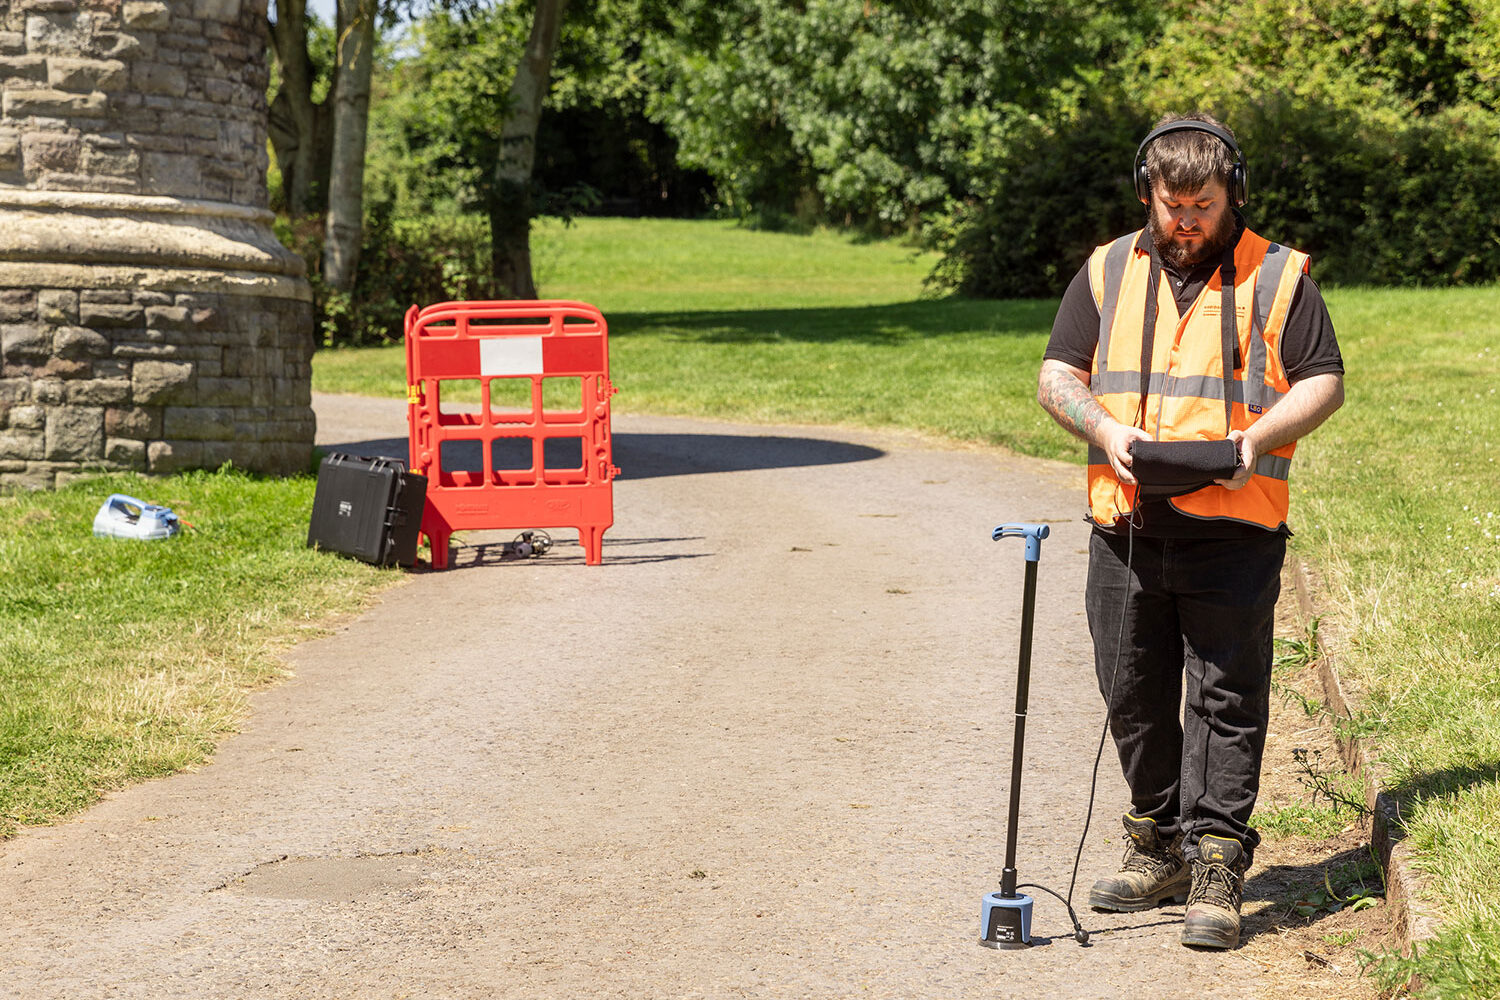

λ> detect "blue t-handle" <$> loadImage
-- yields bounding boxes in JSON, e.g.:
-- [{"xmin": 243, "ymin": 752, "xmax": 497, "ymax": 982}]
[{"xmin": 992, "ymin": 522, "xmax": 1050, "ymax": 562}]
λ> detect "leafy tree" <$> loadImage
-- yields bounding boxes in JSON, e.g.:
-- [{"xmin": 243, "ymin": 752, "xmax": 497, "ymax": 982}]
[
  {"xmin": 383, "ymin": 0, "xmax": 570, "ymax": 299},
  {"xmin": 270, "ymin": 0, "xmax": 477, "ymax": 291},
  {"xmin": 537, "ymin": 0, "xmax": 713, "ymax": 217},
  {"xmin": 648, "ymin": 0, "xmax": 1158, "ymax": 231},
  {"xmin": 267, "ymin": 2, "xmax": 335, "ymax": 216},
  {"xmin": 366, "ymin": 0, "xmax": 706, "ymax": 220},
  {"xmin": 366, "ymin": 12, "xmax": 525, "ymax": 214},
  {"xmin": 324, "ymin": 0, "xmax": 381, "ymax": 292},
  {"xmin": 490, "ymin": 0, "xmax": 570, "ymax": 297}
]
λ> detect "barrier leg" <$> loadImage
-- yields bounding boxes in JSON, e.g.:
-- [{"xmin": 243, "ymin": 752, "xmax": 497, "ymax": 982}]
[
  {"xmin": 422, "ymin": 527, "xmax": 449, "ymax": 569},
  {"xmin": 581, "ymin": 524, "xmax": 604, "ymax": 565},
  {"xmin": 421, "ymin": 509, "xmax": 452, "ymax": 570}
]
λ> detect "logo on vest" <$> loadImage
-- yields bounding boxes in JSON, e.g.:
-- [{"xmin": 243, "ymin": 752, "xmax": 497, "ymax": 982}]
[
  {"xmin": 1248, "ymin": 404, "xmax": 1264, "ymax": 414},
  {"xmin": 1201, "ymin": 304, "xmax": 1249, "ymax": 319}
]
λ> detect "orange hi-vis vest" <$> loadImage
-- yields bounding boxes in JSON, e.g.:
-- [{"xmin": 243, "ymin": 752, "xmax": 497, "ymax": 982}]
[{"xmin": 1085, "ymin": 226, "xmax": 1309, "ymax": 530}]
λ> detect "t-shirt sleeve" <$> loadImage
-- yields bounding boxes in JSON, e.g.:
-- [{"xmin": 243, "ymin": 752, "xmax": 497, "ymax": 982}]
[
  {"xmin": 1279, "ymin": 274, "xmax": 1344, "ymax": 383},
  {"xmin": 1043, "ymin": 264, "xmax": 1101, "ymax": 371}
]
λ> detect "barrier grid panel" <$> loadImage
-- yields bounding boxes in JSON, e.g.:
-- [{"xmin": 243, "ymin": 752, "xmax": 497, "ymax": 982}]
[{"xmin": 405, "ymin": 300, "xmax": 619, "ymax": 567}]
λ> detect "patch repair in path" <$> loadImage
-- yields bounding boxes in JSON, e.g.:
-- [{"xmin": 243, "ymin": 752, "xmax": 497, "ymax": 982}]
[{"xmin": 220, "ymin": 851, "xmax": 435, "ymax": 902}]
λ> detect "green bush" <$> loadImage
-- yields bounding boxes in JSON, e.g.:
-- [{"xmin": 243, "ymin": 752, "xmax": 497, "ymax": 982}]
[
  {"xmin": 924, "ymin": 0, "xmax": 1500, "ymax": 295},
  {"xmin": 1352, "ymin": 105, "xmax": 1500, "ymax": 285},
  {"xmin": 1237, "ymin": 94, "xmax": 1500, "ymax": 287},
  {"xmin": 276, "ymin": 208, "xmax": 493, "ymax": 347},
  {"xmin": 924, "ymin": 92, "xmax": 1150, "ymax": 299},
  {"xmin": 928, "ymin": 92, "xmax": 1500, "ymax": 296}
]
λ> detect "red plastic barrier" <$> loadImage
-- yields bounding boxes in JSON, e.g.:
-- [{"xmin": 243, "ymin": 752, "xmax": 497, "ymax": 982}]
[{"xmin": 405, "ymin": 299, "xmax": 619, "ymax": 567}]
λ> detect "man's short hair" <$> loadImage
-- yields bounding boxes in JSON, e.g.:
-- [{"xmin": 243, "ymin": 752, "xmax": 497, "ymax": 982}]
[{"xmin": 1144, "ymin": 112, "xmax": 1238, "ymax": 197}]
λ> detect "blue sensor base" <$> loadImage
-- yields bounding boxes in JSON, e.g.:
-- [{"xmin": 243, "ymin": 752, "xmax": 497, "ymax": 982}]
[{"xmin": 980, "ymin": 892, "xmax": 1033, "ymax": 948}]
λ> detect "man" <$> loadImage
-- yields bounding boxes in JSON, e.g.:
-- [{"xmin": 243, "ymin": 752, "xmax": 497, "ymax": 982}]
[{"xmin": 1036, "ymin": 112, "xmax": 1344, "ymax": 949}]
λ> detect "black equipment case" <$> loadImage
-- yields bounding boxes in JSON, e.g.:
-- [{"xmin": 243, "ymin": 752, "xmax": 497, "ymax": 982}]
[{"xmin": 307, "ymin": 452, "xmax": 428, "ymax": 567}]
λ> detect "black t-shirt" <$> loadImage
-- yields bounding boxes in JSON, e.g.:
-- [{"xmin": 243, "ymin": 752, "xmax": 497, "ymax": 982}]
[{"xmin": 1044, "ymin": 227, "xmax": 1344, "ymax": 537}]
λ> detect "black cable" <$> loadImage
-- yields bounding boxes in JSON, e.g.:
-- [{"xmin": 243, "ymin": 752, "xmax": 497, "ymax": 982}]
[
  {"xmin": 1020, "ymin": 516, "xmax": 1134, "ymax": 947},
  {"xmin": 1029, "ymin": 243, "xmax": 1179, "ymax": 942},
  {"xmin": 1015, "ymin": 882, "xmax": 1090, "ymax": 944},
  {"xmin": 996, "ymin": 413, "xmax": 1143, "ymax": 947}
]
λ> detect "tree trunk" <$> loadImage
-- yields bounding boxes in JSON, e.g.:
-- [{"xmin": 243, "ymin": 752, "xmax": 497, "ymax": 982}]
[
  {"xmin": 267, "ymin": 0, "xmax": 330, "ymax": 216},
  {"xmin": 321, "ymin": 0, "xmax": 378, "ymax": 293},
  {"xmin": 490, "ymin": 0, "xmax": 570, "ymax": 299}
]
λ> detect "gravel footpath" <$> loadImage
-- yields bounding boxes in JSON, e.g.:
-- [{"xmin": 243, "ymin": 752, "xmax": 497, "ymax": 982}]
[{"xmin": 0, "ymin": 394, "xmax": 1265, "ymax": 998}]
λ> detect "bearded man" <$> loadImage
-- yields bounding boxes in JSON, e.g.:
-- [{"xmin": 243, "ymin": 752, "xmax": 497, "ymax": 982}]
[{"xmin": 1035, "ymin": 112, "xmax": 1345, "ymax": 949}]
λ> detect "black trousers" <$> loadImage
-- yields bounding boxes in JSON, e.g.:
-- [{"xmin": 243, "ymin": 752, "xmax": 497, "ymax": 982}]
[{"xmin": 1085, "ymin": 528, "xmax": 1284, "ymax": 865}]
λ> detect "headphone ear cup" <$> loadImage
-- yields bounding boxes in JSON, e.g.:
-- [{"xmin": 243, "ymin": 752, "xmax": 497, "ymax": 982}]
[
  {"xmin": 1135, "ymin": 160, "xmax": 1151, "ymax": 203},
  {"xmin": 1233, "ymin": 164, "xmax": 1248, "ymax": 206}
]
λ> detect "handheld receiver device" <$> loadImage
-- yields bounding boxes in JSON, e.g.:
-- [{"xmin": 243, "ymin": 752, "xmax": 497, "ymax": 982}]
[{"xmin": 1128, "ymin": 438, "xmax": 1241, "ymax": 496}]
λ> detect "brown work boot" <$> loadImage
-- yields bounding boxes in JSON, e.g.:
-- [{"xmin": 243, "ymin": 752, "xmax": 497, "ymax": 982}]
[
  {"xmin": 1088, "ymin": 814, "xmax": 1190, "ymax": 912},
  {"xmin": 1181, "ymin": 834, "xmax": 1247, "ymax": 949}
]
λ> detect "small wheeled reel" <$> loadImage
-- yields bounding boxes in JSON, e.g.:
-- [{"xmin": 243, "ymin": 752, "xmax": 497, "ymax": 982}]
[{"xmin": 511, "ymin": 530, "xmax": 553, "ymax": 558}]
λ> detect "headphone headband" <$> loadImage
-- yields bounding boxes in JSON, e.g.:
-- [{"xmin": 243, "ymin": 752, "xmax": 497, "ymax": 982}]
[{"xmin": 1134, "ymin": 120, "xmax": 1247, "ymax": 207}]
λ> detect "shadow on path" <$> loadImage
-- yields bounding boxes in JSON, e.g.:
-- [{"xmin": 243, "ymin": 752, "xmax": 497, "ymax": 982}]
[
  {"xmin": 426, "ymin": 536, "xmax": 712, "ymax": 570},
  {"xmin": 608, "ymin": 298, "xmax": 1057, "ymax": 345},
  {"xmin": 1240, "ymin": 844, "xmax": 1382, "ymax": 947},
  {"xmin": 317, "ymin": 432, "xmax": 886, "ymax": 480}
]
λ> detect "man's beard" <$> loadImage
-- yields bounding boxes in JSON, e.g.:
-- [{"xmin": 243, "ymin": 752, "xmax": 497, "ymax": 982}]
[{"xmin": 1149, "ymin": 209, "xmax": 1238, "ymax": 269}]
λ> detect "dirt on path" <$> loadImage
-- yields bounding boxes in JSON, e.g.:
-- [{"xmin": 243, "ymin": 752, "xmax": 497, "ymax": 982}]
[{"xmin": 1, "ymin": 394, "xmax": 1313, "ymax": 998}]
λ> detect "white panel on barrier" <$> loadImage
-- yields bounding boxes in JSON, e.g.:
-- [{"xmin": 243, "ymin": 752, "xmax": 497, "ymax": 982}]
[{"xmin": 480, "ymin": 336, "xmax": 544, "ymax": 377}]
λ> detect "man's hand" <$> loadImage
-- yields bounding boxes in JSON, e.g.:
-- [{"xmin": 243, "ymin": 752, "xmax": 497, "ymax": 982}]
[
  {"xmin": 1215, "ymin": 373, "xmax": 1344, "ymax": 490},
  {"xmin": 1216, "ymin": 429, "xmax": 1253, "ymax": 490},
  {"xmin": 1105, "ymin": 422, "xmax": 1151, "ymax": 485}
]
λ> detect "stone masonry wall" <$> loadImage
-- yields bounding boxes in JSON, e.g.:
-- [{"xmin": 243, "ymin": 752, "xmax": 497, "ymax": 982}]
[
  {"xmin": 0, "ymin": 0, "xmax": 315, "ymax": 489},
  {"xmin": 0, "ymin": 284, "xmax": 313, "ymax": 483},
  {"xmin": 0, "ymin": 0, "xmax": 267, "ymax": 201}
]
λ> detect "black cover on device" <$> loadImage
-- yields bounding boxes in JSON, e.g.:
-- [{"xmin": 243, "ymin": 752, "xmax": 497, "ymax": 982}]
[
  {"xmin": 1129, "ymin": 439, "xmax": 1241, "ymax": 497},
  {"xmin": 307, "ymin": 452, "xmax": 428, "ymax": 566}
]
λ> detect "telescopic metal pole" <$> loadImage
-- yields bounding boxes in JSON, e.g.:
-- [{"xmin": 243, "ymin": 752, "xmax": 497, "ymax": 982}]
[{"xmin": 1000, "ymin": 553, "xmax": 1037, "ymax": 899}]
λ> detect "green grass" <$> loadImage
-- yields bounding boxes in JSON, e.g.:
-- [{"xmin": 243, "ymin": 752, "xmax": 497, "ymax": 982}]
[
  {"xmin": 1254, "ymin": 801, "xmax": 1360, "ymax": 841},
  {"xmin": 0, "ymin": 468, "xmax": 397, "ymax": 837},
  {"xmin": 1295, "ymin": 286, "xmax": 1500, "ymax": 997}
]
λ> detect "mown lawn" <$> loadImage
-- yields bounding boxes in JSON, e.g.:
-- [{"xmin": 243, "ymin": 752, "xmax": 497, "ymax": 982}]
[{"xmin": 0, "ymin": 469, "xmax": 398, "ymax": 837}]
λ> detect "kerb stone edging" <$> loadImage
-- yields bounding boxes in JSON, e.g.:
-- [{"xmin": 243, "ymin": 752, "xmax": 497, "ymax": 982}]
[{"xmin": 1290, "ymin": 556, "xmax": 1444, "ymax": 970}]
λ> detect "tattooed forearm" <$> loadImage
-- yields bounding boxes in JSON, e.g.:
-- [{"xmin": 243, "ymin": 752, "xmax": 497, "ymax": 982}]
[{"xmin": 1037, "ymin": 363, "xmax": 1109, "ymax": 444}]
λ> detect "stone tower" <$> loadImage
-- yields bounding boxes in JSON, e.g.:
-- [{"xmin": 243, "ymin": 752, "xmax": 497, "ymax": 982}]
[{"xmin": 0, "ymin": 0, "xmax": 314, "ymax": 489}]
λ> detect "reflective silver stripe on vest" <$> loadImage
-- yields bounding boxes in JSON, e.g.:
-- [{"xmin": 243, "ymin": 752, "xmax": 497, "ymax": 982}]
[
  {"xmin": 1246, "ymin": 243, "xmax": 1293, "ymax": 413},
  {"xmin": 1092, "ymin": 369, "xmax": 1288, "ymax": 408},
  {"xmin": 1255, "ymin": 453, "xmax": 1292, "ymax": 481},
  {"xmin": 1088, "ymin": 445, "xmax": 1107, "ymax": 466},
  {"xmin": 1093, "ymin": 370, "xmax": 1235, "ymax": 404},
  {"xmin": 1095, "ymin": 235, "xmax": 1135, "ymax": 376}
]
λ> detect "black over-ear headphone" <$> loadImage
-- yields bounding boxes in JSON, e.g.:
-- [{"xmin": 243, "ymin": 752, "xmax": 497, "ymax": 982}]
[{"xmin": 1133, "ymin": 121, "xmax": 1247, "ymax": 208}]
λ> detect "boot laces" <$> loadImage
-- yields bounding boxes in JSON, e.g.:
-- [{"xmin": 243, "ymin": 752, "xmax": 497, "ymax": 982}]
[
  {"xmin": 1188, "ymin": 861, "xmax": 1242, "ymax": 910},
  {"xmin": 1121, "ymin": 841, "xmax": 1178, "ymax": 877}
]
